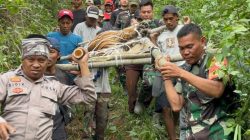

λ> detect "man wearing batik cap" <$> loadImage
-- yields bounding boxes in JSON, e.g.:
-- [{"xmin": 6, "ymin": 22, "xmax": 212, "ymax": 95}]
[
  {"xmin": 26, "ymin": 35, "xmax": 73, "ymax": 140},
  {"xmin": 0, "ymin": 37, "xmax": 96, "ymax": 140}
]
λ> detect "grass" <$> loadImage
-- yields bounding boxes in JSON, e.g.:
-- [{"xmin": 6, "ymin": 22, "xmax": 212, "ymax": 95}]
[{"xmin": 66, "ymin": 68, "xmax": 169, "ymax": 140}]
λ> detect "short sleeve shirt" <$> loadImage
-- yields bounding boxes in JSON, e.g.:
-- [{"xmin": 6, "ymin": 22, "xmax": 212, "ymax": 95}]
[
  {"xmin": 176, "ymin": 54, "xmax": 231, "ymax": 140},
  {"xmin": 47, "ymin": 32, "xmax": 82, "ymax": 64},
  {"xmin": 157, "ymin": 24, "xmax": 185, "ymax": 66}
]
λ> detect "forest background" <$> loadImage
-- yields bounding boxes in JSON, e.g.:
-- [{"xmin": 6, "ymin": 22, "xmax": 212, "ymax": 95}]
[{"xmin": 0, "ymin": 0, "xmax": 249, "ymax": 139}]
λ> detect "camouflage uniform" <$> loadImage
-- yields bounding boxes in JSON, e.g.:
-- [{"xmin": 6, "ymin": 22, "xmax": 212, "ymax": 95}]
[
  {"xmin": 113, "ymin": 10, "xmax": 132, "ymax": 94},
  {"xmin": 138, "ymin": 20, "xmax": 162, "ymax": 106},
  {"xmin": 114, "ymin": 11, "xmax": 131, "ymax": 29},
  {"xmin": 176, "ymin": 54, "xmax": 232, "ymax": 140},
  {"xmin": 125, "ymin": 19, "xmax": 162, "ymax": 112},
  {"xmin": 114, "ymin": 10, "xmax": 139, "ymax": 29}
]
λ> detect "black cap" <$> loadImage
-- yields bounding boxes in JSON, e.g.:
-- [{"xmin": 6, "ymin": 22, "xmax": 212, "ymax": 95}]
[
  {"xmin": 162, "ymin": 5, "xmax": 178, "ymax": 16},
  {"xmin": 94, "ymin": 0, "xmax": 102, "ymax": 5},
  {"xmin": 139, "ymin": 0, "xmax": 153, "ymax": 8}
]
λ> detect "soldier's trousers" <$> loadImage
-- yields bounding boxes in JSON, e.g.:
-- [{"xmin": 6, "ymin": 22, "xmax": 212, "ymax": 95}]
[{"xmin": 125, "ymin": 64, "xmax": 154, "ymax": 113}]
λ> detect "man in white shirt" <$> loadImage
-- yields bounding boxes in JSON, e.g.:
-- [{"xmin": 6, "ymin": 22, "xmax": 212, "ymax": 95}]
[
  {"xmin": 152, "ymin": 5, "xmax": 190, "ymax": 140},
  {"xmin": 74, "ymin": 5, "xmax": 101, "ymax": 43},
  {"xmin": 74, "ymin": 5, "xmax": 111, "ymax": 140}
]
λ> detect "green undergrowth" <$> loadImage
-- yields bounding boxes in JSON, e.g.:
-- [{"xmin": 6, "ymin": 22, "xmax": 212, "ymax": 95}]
[{"xmin": 66, "ymin": 68, "xmax": 169, "ymax": 140}]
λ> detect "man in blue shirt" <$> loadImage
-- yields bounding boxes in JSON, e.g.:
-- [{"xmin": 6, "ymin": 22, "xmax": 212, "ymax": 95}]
[
  {"xmin": 47, "ymin": 9, "xmax": 83, "ymax": 85},
  {"xmin": 47, "ymin": 9, "xmax": 83, "ymax": 64}
]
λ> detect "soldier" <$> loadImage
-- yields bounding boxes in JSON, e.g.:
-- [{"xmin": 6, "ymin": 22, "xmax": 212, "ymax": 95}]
[
  {"xmin": 110, "ymin": 0, "xmax": 129, "ymax": 26},
  {"xmin": 114, "ymin": 0, "xmax": 140, "ymax": 29},
  {"xmin": 125, "ymin": 0, "xmax": 162, "ymax": 114},
  {"xmin": 0, "ymin": 38, "xmax": 96, "ymax": 140},
  {"xmin": 159, "ymin": 23, "xmax": 233, "ymax": 139}
]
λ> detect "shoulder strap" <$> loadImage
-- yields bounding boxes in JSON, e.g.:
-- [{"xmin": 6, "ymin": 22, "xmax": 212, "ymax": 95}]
[{"xmin": 199, "ymin": 53, "xmax": 213, "ymax": 78}]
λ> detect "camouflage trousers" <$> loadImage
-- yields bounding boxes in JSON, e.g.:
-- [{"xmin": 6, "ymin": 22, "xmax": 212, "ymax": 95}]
[
  {"xmin": 138, "ymin": 65, "xmax": 160, "ymax": 105},
  {"xmin": 116, "ymin": 66, "xmax": 126, "ymax": 90},
  {"xmin": 126, "ymin": 64, "xmax": 159, "ymax": 112},
  {"xmin": 82, "ymin": 93, "xmax": 110, "ymax": 140}
]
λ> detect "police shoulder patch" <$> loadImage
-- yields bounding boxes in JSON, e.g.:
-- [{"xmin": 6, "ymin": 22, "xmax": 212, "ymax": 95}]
[{"xmin": 10, "ymin": 76, "xmax": 21, "ymax": 82}]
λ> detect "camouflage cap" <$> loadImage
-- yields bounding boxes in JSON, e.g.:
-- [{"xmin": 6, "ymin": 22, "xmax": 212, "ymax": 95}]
[{"xmin": 21, "ymin": 38, "xmax": 50, "ymax": 59}]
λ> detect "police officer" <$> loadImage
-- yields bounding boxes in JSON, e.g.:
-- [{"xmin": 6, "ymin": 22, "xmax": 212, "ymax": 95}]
[{"xmin": 0, "ymin": 38, "xmax": 96, "ymax": 140}]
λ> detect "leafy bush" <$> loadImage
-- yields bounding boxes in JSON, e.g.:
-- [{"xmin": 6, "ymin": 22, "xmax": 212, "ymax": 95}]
[
  {"xmin": 0, "ymin": 0, "xmax": 60, "ymax": 71},
  {"xmin": 155, "ymin": 0, "xmax": 250, "ymax": 139}
]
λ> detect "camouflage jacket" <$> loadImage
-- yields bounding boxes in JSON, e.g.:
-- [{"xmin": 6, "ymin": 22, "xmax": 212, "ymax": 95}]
[
  {"xmin": 141, "ymin": 19, "xmax": 162, "ymax": 86},
  {"xmin": 114, "ymin": 10, "xmax": 131, "ymax": 29},
  {"xmin": 176, "ymin": 54, "xmax": 232, "ymax": 140}
]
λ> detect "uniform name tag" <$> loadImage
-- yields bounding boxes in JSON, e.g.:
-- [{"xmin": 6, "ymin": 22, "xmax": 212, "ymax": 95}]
[{"xmin": 12, "ymin": 88, "xmax": 23, "ymax": 94}]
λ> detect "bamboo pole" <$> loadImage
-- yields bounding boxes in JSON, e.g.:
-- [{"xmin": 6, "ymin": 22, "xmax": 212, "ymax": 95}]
[
  {"xmin": 56, "ymin": 38, "xmax": 217, "ymax": 71},
  {"xmin": 89, "ymin": 53, "xmax": 151, "ymax": 62},
  {"xmin": 149, "ymin": 25, "xmax": 166, "ymax": 34},
  {"xmin": 55, "ymin": 53, "xmax": 183, "ymax": 71},
  {"xmin": 56, "ymin": 58, "xmax": 152, "ymax": 71}
]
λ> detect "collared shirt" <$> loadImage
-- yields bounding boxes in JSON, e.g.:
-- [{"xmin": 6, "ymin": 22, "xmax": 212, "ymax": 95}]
[{"xmin": 0, "ymin": 67, "xmax": 96, "ymax": 140}]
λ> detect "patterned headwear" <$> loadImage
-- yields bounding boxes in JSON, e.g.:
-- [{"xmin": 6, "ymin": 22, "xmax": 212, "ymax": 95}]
[{"xmin": 21, "ymin": 38, "xmax": 50, "ymax": 59}]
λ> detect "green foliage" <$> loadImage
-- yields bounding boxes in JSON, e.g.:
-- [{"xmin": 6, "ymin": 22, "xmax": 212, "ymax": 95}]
[
  {"xmin": 153, "ymin": 0, "xmax": 250, "ymax": 139},
  {"xmin": 105, "ymin": 68, "xmax": 167, "ymax": 140},
  {"xmin": 0, "ymin": 0, "xmax": 58, "ymax": 72}
]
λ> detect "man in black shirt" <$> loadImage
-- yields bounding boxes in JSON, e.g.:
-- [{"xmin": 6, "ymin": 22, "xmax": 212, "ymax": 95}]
[
  {"xmin": 110, "ymin": 0, "xmax": 129, "ymax": 26},
  {"xmin": 71, "ymin": 0, "xmax": 86, "ymax": 31}
]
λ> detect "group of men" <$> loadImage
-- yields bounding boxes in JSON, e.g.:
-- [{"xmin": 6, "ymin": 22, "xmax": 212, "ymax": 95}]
[{"xmin": 0, "ymin": 0, "xmax": 234, "ymax": 140}]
